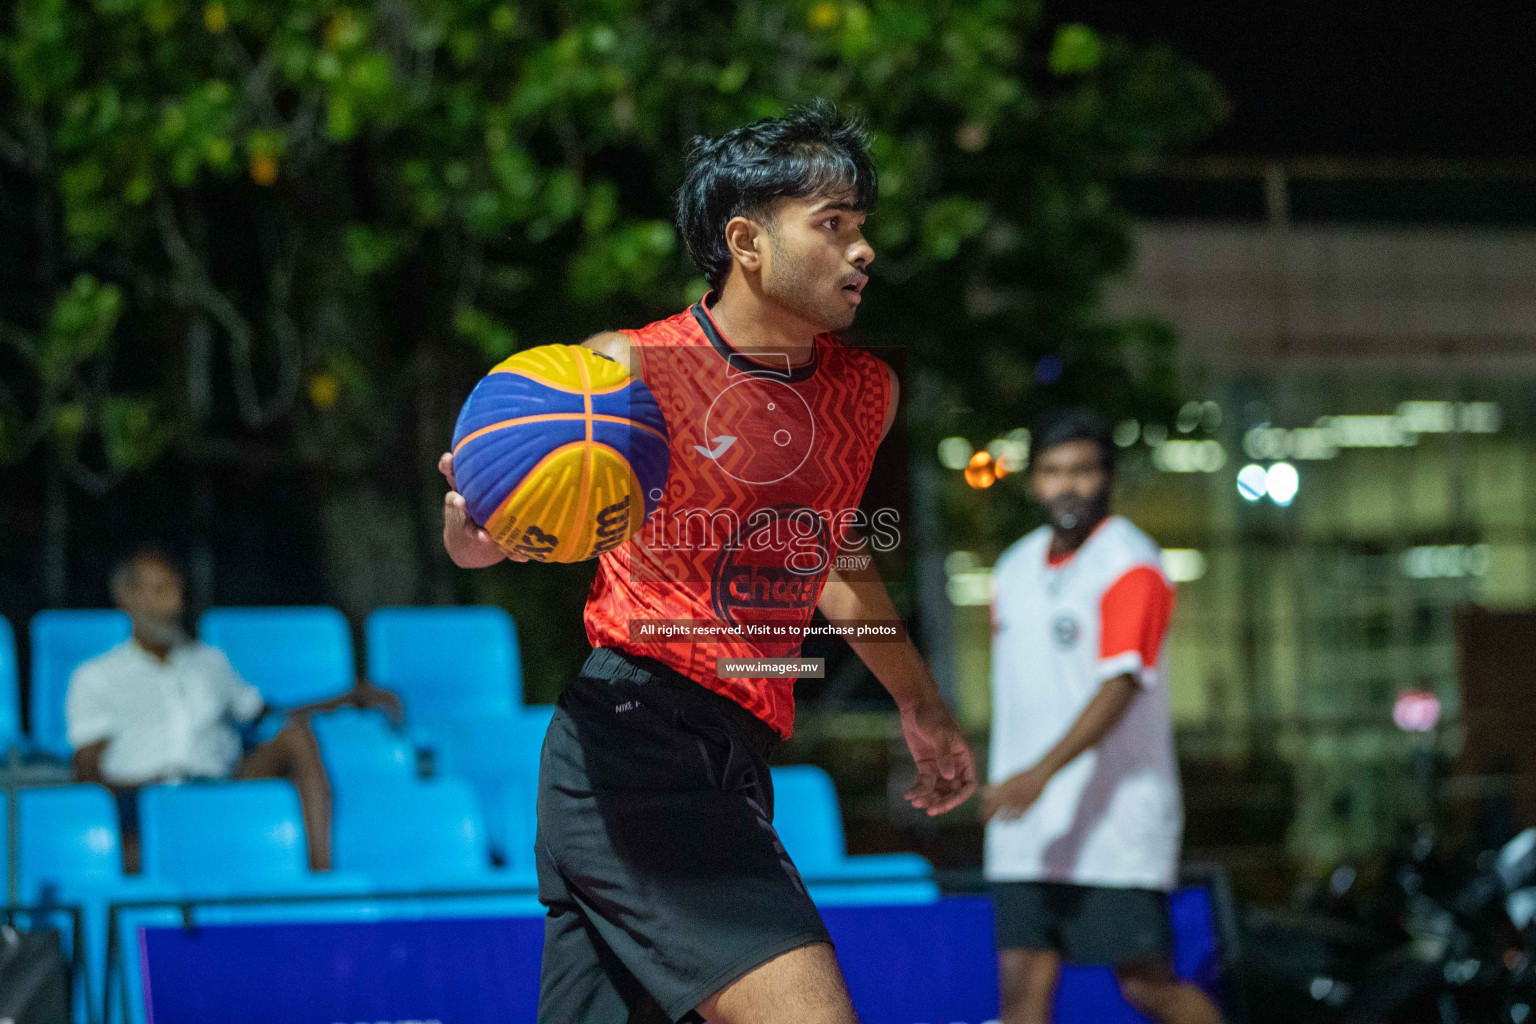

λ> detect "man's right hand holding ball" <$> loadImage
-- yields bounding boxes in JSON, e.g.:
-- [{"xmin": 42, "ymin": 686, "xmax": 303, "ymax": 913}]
[{"xmin": 439, "ymin": 451, "xmax": 521, "ymax": 567}]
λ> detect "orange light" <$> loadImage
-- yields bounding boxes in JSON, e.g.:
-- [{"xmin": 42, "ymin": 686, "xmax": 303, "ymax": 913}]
[{"xmin": 965, "ymin": 450, "xmax": 997, "ymax": 489}]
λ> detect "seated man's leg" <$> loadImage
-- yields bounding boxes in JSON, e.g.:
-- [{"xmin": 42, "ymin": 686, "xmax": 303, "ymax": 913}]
[
  {"xmin": 111, "ymin": 786, "xmax": 143, "ymax": 875},
  {"xmin": 1113, "ymin": 959, "xmax": 1222, "ymax": 1024},
  {"xmin": 998, "ymin": 948, "xmax": 1061, "ymax": 1024},
  {"xmin": 235, "ymin": 718, "xmax": 333, "ymax": 871},
  {"xmin": 694, "ymin": 942, "xmax": 857, "ymax": 1024}
]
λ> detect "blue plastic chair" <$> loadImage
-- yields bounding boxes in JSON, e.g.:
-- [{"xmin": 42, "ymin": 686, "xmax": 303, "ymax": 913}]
[
  {"xmin": 138, "ymin": 780, "xmax": 368, "ymax": 897},
  {"xmin": 494, "ymin": 779, "xmax": 538, "ymax": 879},
  {"xmin": 30, "ymin": 610, "xmax": 132, "ymax": 757},
  {"xmin": 770, "ymin": 765, "xmax": 937, "ymax": 891},
  {"xmin": 17, "ymin": 785, "xmax": 126, "ymax": 894},
  {"xmin": 198, "ymin": 606, "xmax": 353, "ymax": 709},
  {"xmin": 332, "ymin": 777, "xmax": 502, "ymax": 890},
  {"xmin": 365, "ymin": 606, "xmax": 522, "ymax": 721},
  {"xmin": 429, "ymin": 707, "xmax": 551, "ymax": 785},
  {"xmin": 428, "ymin": 707, "xmax": 552, "ymax": 862},
  {"xmin": 0, "ymin": 617, "xmax": 20, "ymax": 752},
  {"xmin": 16, "ymin": 785, "xmax": 180, "ymax": 1024},
  {"xmin": 309, "ymin": 708, "xmax": 417, "ymax": 791},
  {"xmin": 139, "ymin": 780, "xmax": 307, "ymax": 888}
]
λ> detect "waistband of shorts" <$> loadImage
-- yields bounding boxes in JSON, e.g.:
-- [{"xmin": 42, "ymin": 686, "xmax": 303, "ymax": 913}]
[{"xmin": 580, "ymin": 646, "xmax": 778, "ymax": 758}]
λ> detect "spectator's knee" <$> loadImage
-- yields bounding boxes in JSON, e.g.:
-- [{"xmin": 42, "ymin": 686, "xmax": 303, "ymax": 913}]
[
  {"xmin": 1115, "ymin": 969, "xmax": 1174, "ymax": 1017},
  {"xmin": 273, "ymin": 717, "xmax": 315, "ymax": 751},
  {"xmin": 261, "ymin": 719, "xmax": 326, "ymax": 780}
]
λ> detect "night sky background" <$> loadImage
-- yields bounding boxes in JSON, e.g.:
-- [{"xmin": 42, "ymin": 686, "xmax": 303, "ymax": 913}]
[{"xmin": 1048, "ymin": 0, "xmax": 1535, "ymax": 158}]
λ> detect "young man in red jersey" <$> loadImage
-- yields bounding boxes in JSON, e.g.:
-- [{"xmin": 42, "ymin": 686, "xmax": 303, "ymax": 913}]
[{"xmin": 440, "ymin": 102, "xmax": 977, "ymax": 1024}]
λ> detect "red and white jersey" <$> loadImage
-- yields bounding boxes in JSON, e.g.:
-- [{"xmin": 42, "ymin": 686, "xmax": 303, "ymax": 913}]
[
  {"xmin": 583, "ymin": 297, "xmax": 890, "ymax": 739},
  {"xmin": 985, "ymin": 515, "xmax": 1183, "ymax": 891}
]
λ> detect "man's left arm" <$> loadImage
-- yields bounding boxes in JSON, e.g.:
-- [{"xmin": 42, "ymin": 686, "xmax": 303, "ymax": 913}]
[{"xmin": 817, "ymin": 531, "xmax": 978, "ymax": 816}]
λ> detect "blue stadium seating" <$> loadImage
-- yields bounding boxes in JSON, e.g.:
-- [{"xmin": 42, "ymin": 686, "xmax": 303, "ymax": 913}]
[
  {"xmin": 16, "ymin": 785, "xmax": 180, "ymax": 1024},
  {"xmin": 429, "ymin": 707, "xmax": 551, "ymax": 785},
  {"xmin": 309, "ymin": 707, "xmax": 417, "ymax": 790},
  {"xmin": 770, "ymin": 765, "xmax": 938, "ymax": 898},
  {"xmin": 29, "ymin": 610, "xmax": 132, "ymax": 756},
  {"xmin": 0, "ymin": 617, "xmax": 20, "ymax": 752},
  {"xmin": 494, "ymin": 780, "xmax": 537, "ymax": 878},
  {"xmin": 138, "ymin": 780, "xmax": 368, "ymax": 897},
  {"xmin": 198, "ymin": 606, "xmax": 354, "ymax": 708},
  {"xmin": 427, "ymin": 707, "xmax": 552, "ymax": 863},
  {"xmin": 365, "ymin": 606, "xmax": 523, "ymax": 720},
  {"xmin": 17, "ymin": 785, "xmax": 128, "ymax": 895},
  {"xmin": 332, "ymin": 777, "xmax": 510, "ymax": 890}
]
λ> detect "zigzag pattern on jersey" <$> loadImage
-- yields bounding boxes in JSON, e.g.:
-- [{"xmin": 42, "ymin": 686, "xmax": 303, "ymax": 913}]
[{"xmin": 582, "ymin": 306, "xmax": 889, "ymax": 737}]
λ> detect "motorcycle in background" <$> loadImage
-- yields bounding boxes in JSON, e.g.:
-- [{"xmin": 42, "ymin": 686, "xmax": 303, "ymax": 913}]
[{"xmin": 1239, "ymin": 826, "xmax": 1536, "ymax": 1024}]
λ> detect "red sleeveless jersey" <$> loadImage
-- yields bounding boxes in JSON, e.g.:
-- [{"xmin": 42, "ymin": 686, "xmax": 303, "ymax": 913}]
[{"xmin": 583, "ymin": 297, "xmax": 891, "ymax": 738}]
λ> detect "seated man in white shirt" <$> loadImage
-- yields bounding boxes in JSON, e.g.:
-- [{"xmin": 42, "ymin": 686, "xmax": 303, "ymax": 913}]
[{"xmin": 66, "ymin": 546, "xmax": 399, "ymax": 872}]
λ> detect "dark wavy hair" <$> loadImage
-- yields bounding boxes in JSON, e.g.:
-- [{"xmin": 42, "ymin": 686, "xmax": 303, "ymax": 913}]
[
  {"xmin": 1033, "ymin": 408, "xmax": 1117, "ymax": 475},
  {"xmin": 108, "ymin": 543, "xmax": 183, "ymax": 601},
  {"xmin": 676, "ymin": 100, "xmax": 877, "ymax": 291}
]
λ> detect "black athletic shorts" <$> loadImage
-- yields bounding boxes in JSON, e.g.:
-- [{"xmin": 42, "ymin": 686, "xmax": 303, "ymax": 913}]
[
  {"xmin": 535, "ymin": 647, "xmax": 832, "ymax": 1024},
  {"xmin": 993, "ymin": 880, "xmax": 1174, "ymax": 966}
]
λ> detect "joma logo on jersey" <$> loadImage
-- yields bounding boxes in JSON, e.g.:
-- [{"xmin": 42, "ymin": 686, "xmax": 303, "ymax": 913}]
[{"xmin": 1051, "ymin": 613, "xmax": 1081, "ymax": 650}]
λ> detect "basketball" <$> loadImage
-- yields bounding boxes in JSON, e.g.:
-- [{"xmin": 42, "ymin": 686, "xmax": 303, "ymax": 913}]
[{"xmin": 450, "ymin": 344, "xmax": 669, "ymax": 562}]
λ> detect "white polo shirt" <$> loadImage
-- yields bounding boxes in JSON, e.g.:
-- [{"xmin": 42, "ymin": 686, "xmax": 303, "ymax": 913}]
[
  {"xmin": 985, "ymin": 515, "xmax": 1183, "ymax": 891},
  {"xmin": 65, "ymin": 639, "xmax": 265, "ymax": 785}
]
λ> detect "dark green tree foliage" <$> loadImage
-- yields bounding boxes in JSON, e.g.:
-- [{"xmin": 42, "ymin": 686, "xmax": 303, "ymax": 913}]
[{"xmin": 0, "ymin": 0, "xmax": 1223, "ymax": 612}]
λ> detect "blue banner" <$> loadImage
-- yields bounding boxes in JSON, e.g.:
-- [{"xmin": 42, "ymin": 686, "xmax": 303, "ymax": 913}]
[{"xmin": 135, "ymin": 890, "xmax": 1220, "ymax": 1024}]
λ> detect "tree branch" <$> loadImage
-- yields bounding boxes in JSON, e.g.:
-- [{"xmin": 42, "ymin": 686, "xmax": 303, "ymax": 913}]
[
  {"xmin": 0, "ymin": 320, "xmax": 40, "ymax": 361},
  {"xmin": 0, "ymin": 129, "xmax": 30, "ymax": 170},
  {"xmin": 155, "ymin": 196, "xmax": 296, "ymax": 428},
  {"xmin": 262, "ymin": 226, "xmax": 306, "ymax": 418}
]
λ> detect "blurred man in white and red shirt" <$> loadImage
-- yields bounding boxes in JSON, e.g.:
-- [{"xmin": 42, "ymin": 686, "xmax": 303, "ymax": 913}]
[{"xmin": 981, "ymin": 410, "xmax": 1222, "ymax": 1024}]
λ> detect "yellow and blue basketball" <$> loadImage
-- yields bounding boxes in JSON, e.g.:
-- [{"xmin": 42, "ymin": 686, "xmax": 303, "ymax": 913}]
[{"xmin": 450, "ymin": 344, "xmax": 669, "ymax": 562}]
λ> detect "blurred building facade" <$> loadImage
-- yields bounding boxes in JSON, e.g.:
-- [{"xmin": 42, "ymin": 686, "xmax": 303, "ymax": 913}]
[{"xmin": 947, "ymin": 162, "xmax": 1536, "ymax": 882}]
